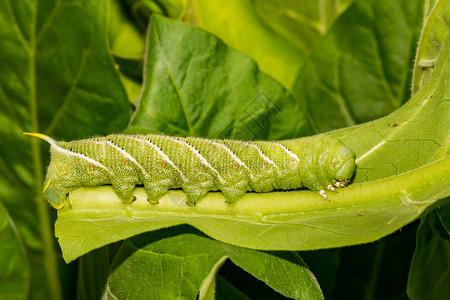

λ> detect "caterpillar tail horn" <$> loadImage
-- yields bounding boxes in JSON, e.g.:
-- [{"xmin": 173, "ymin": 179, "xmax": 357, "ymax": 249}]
[{"xmin": 22, "ymin": 132, "xmax": 58, "ymax": 147}]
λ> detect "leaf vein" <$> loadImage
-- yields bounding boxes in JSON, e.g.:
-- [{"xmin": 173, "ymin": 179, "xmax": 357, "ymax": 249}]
[
  {"xmin": 6, "ymin": 0, "xmax": 31, "ymax": 50},
  {"xmin": 44, "ymin": 49, "xmax": 90, "ymax": 134}
]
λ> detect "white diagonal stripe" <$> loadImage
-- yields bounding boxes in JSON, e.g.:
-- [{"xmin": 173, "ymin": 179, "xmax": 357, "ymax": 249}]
[
  {"xmin": 212, "ymin": 141, "xmax": 251, "ymax": 172},
  {"xmin": 278, "ymin": 143, "xmax": 300, "ymax": 161},
  {"xmin": 182, "ymin": 141, "xmax": 224, "ymax": 180},
  {"xmin": 247, "ymin": 143, "xmax": 278, "ymax": 168},
  {"xmin": 167, "ymin": 137, "xmax": 209, "ymax": 165},
  {"xmin": 52, "ymin": 143, "xmax": 109, "ymax": 172},
  {"xmin": 131, "ymin": 137, "xmax": 187, "ymax": 181},
  {"xmin": 106, "ymin": 140, "xmax": 148, "ymax": 176},
  {"xmin": 163, "ymin": 137, "xmax": 224, "ymax": 181}
]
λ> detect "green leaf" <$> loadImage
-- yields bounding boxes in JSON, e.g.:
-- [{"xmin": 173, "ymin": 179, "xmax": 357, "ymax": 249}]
[
  {"xmin": 191, "ymin": 0, "xmax": 306, "ymax": 88},
  {"xmin": 293, "ymin": 0, "xmax": 424, "ymax": 132},
  {"xmin": 56, "ymin": 12, "xmax": 450, "ymax": 263},
  {"xmin": 0, "ymin": 202, "xmax": 28, "ymax": 300},
  {"xmin": 99, "ymin": 227, "xmax": 322, "ymax": 299},
  {"xmin": 130, "ymin": 15, "xmax": 314, "ymax": 140},
  {"xmin": 407, "ymin": 212, "xmax": 450, "ymax": 299},
  {"xmin": 0, "ymin": 0, "xmax": 129, "ymax": 298},
  {"xmin": 411, "ymin": 0, "xmax": 450, "ymax": 93},
  {"xmin": 249, "ymin": 0, "xmax": 354, "ymax": 52}
]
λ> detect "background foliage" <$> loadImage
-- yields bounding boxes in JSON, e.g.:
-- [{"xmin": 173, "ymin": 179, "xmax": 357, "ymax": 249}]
[{"xmin": 0, "ymin": 0, "xmax": 449, "ymax": 299}]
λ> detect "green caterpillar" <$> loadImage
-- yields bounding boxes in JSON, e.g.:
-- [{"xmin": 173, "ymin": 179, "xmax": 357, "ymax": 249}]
[{"xmin": 24, "ymin": 132, "xmax": 356, "ymax": 208}]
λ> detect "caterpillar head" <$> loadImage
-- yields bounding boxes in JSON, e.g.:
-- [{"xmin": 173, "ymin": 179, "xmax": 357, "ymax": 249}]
[
  {"xmin": 332, "ymin": 146, "xmax": 356, "ymax": 185},
  {"xmin": 42, "ymin": 156, "xmax": 73, "ymax": 209},
  {"xmin": 23, "ymin": 132, "xmax": 69, "ymax": 208}
]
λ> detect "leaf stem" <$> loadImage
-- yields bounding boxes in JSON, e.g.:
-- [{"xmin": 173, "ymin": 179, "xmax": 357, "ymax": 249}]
[{"xmin": 56, "ymin": 155, "xmax": 450, "ymax": 263}]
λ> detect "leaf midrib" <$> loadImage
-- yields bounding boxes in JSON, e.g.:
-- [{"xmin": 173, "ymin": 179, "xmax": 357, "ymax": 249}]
[
  {"xmin": 29, "ymin": 2, "xmax": 63, "ymax": 299},
  {"xmin": 153, "ymin": 24, "xmax": 194, "ymax": 135}
]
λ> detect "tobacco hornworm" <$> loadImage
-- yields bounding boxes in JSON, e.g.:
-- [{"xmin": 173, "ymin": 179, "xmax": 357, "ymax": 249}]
[{"xmin": 24, "ymin": 132, "xmax": 356, "ymax": 208}]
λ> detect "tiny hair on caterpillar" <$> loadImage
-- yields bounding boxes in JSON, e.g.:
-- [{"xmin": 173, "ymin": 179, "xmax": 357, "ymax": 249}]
[{"xmin": 23, "ymin": 132, "xmax": 356, "ymax": 209}]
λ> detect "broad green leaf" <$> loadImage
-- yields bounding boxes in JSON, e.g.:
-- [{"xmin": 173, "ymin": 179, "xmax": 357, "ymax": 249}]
[
  {"xmin": 101, "ymin": 227, "xmax": 322, "ymax": 299},
  {"xmin": 130, "ymin": 15, "xmax": 314, "ymax": 140},
  {"xmin": 412, "ymin": 0, "xmax": 450, "ymax": 93},
  {"xmin": 56, "ymin": 11, "xmax": 450, "ymax": 263},
  {"xmin": 0, "ymin": 0, "xmax": 129, "ymax": 298},
  {"xmin": 249, "ymin": 0, "xmax": 354, "ymax": 52},
  {"xmin": 0, "ymin": 203, "xmax": 28, "ymax": 300},
  {"xmin": 407, "ymin": 212, "xmax": 450, "ymax": 299},
  {"xmin": 191, "ymin": 0, "xmax": 306, "ymax": 88},
  {"xmin": 293, "ymin": 0, "xmax": 424, "ymax": 132}
]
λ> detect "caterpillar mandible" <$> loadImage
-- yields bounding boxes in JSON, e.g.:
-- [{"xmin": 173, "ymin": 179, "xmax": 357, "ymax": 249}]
[{"xmin": 23, "ymin": 133, "xmax": 356, "ymax": 209}]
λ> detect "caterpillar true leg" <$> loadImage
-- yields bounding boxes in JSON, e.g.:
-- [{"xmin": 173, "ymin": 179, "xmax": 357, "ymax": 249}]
[
  {"xmin": 335, "ymin": 182, "xmax": 346, "ymax": 188},
  {"xmin": 327, "ymin": 185, "xmax": 337, "ymax": 193},
  {"xmin": 319, "ymin": 189, "xmax": 330, "ymax": 201}
]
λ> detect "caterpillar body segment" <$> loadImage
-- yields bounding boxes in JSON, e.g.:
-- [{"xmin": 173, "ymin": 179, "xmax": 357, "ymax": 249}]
[{"xmin": 23, "ymin": 133, "xmax": 356, "ymax": 209}]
